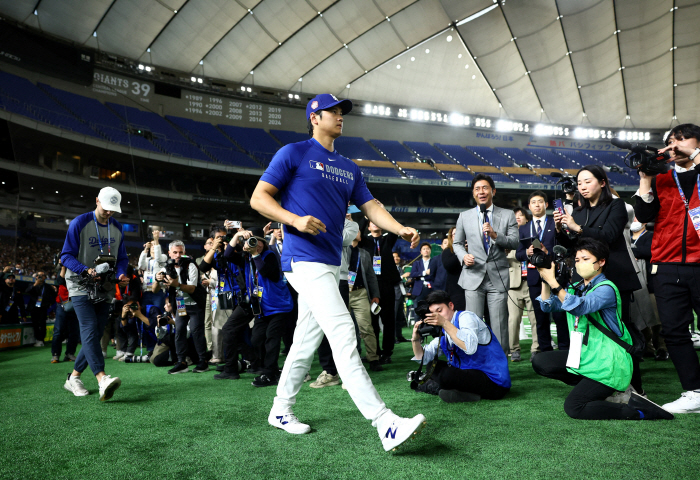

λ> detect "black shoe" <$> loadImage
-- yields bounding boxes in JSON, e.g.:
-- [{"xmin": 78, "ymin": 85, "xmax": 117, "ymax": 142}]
[
  {"xmin": 192, "ymin": 364, "xmax": 210, "ymax": 373},
  {"xmin": 216, "ymin": 364, "xmax": 226, "ymax": 372},
  {"xmin": 168, "ymin": 363, "xmax": 189, "ymax": 374},
  {"xmin": 379, "ymin": 355, "xmax": 392, "ymax": 365},
  {"xmin": 360, "ymin": 356, "xmax": 369, "ymax": 364},
  {"xmin": 415, "ymin": 379, "xmax": 441, "ymax": 396},
  {"xmin": 629, "ymin": 392, "xmax": 674, "ymax": 420},
  {"xmin": 439, "ymin": 389, "xmax": 481, "ymax": 403},
  {"xmin": 252, "ymin": 374, "xmax": 278, "ymax": 387},
  {"xmin": 369, "ymin": 360, "xmax": 384, "ymax": 372},
  {"xmin": 396, "ymin": 337, "xmax": 410, "ymax": 343},
  {"xmin": 214, "ymin": 372, "xmax": 240, "ymax": 380},
  {"xmin": 643, "ymin": 348, "xmax": 656, "ymax": 358},
  {"xmin": 654, "ymin": 348, "xmax": 669, "ymax": 361}
]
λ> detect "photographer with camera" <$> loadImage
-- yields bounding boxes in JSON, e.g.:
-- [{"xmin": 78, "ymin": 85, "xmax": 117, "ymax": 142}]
[
  {"xmin": 25, "ymin": 271, "xmax": 56, "ymax": 347},
  {"xmin": 634, "ymin": 123, "xmax": 700, "ymax": 413},
  {"xmin": 149, "ymin": 301, "xmax": 177, "ymax": 367},
  {"xmin": 227, "ymin": 226, "xmax": 293, "ymax": 387},
  {"xmin": 0, "ymin": 272, "xmax": 27, "ymax": 325},
  {"xmin": 153, "ymin": 240, "xmax": 208, "ymax": 374},
  {"xmin": 410, "ymin": 290, "xmax": 510, "ymax": 403},
  {"xmin": 516, "ymin": 191, "xmax": 568, "ymax": 358},
  {"xmin": 554, "ymin": 165, "xmax": 644, "ymax": 398},
  {"xmin": 138, "ymin": 228, "xmax": 167, "ymax": 310},
  {"xmin": 116, "ymin": 294, "xmax": 162, "ymax": 363},
  {"xmin": 60, "ymin": 187, "xmax": 127, "ymax": 400},
  {"xmin": 532, "ymin": 238, "xmax": 672, "ymax": 421}
]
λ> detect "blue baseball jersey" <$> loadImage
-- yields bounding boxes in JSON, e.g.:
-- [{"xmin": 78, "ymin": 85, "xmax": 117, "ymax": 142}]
[{"xmin": 260, "ymin": 138, "xmax": 374, "ymax": 270}]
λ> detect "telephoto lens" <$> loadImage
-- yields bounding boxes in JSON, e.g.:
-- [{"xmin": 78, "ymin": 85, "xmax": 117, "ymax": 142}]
[
  {"xmin": 124, "ymin": 355, "xmax": 149, "ymax": 363},
  {"xmin": 246, "ymin": 237, "xmax": 258, "ymax": 249}
]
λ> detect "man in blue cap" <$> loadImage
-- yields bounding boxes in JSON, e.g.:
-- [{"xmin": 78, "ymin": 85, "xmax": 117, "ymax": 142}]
[{"xmin": 251, "ymin": 94, "xmax": 426, "ymax": 452}]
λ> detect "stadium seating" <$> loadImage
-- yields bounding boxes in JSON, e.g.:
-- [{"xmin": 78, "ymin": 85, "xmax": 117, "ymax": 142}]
[
  {"xmin": 497, "ymin": 147, "xmax": 545, "ymax": 168},
  {"xmin": 334, "ymin": 136, "xmax": 383, "ymax": 160},
  {"xmin": 434, "ymin": 144, "xmax": 489, "ymax": 166},
  {"xmin": 441, "ymin": 170, "xmax": 474, "ymax": 182},
  {"xmin": 270, "ymin": 129, "xmax": 308, "ymax": 145},
  {"xmin": 467, "ymin": 146, "xmax": 514, "ymax": 167},
  {"xmin": 510, "ymin": 174, "xmax": 549, "ymax": 184},
  {"xmin": 359, "ymin": 166, "xmax": 403, "ymax": 178},
  {"xmin": 527, "ymin": 148, "xmax": 579, "ymax": 170},
  {"xmin": 218, "ymin": 125, "xmax": 281, "ymax": 167},
  {"xmin": 403, "ymin": 141, "xmax": 454, "ymax": 164},
  {"xmin": 369, "ymin": 139, "xmax": 416, "ymax": 163},
  {"xmin": 401, "ymin": 169, "xmax": 444, "ymax": 180},
  {"xmin": 486, "ymin": 173, "xmax": 514, "ymax": 183}
]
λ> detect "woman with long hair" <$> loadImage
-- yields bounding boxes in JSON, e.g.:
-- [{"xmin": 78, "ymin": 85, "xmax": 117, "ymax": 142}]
[{"xmin": 440, "ymin": 226, "xmax": 466, "ymax": 310}]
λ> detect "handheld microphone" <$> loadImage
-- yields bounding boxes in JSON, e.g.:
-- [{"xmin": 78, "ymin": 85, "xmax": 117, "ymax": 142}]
[
  {"xmin": 611, "ymin": 137, "xmax": 632, "ymax": 150},
  {"xmin": 553, "ymin": 245, "xmax": 568, "ymax": 256},
  {"xmin": 479, "ymin": 203, "xmax": 487, "ymax": 214},
  {"xmin": 550, "ymin": 172, "xmax": 563, "ymax": 178},
  {"xmin": 611, "ymin": 137, "xmax": 658, "ymax": 154}
]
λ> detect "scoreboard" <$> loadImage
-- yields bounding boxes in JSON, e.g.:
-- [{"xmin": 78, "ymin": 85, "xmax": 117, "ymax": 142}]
[{"xmin": 180, "ymin": 92, "xmax": 285, "ymax": 127}]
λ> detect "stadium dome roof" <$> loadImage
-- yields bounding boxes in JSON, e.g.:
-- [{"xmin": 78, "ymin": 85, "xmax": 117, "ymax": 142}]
[{"xmin": 0, "ymin": 0, "xmax": 695, "ymax": 129}]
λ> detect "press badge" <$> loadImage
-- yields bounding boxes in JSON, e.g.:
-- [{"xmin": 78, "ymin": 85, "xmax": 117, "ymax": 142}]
[
  {"xmin": 35, "ymin": 298, "xmax": 42, "ymax": 308},
  {"xmin": 176, "ymin": 296, "xmax": 186, "ymax": 316},
  {"xmin": 211, "ymin": 296, "xmax": 217, "ymax": 313},
  {"xmin": 348, "ymin": 271, "xmax": 357, "ymax": 290},
  {"xmin": 521, "ymin": 262, "xmax": 528, "ymax": 277},
  {"xmin": 373, "ymin": 256, "xmax": 381, "ymax": 275},
  {"xmin": 143, "ymin": 272, "xmax": 154, "ymax": 288},
  {"xmin": 689, "ymin": 206, "xmax": 700, "ymax": 239},
  {"xmin": 253, "ymin": 286, "xmax": 263, "ymax": 298},
  {"xmin": 566, "ymin": 330, "xmax": 584, "ymax": 369}
]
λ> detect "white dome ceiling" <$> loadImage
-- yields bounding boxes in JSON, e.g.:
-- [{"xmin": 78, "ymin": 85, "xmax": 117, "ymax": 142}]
[{"xmin": 0, "ymin": 0, "xmax": 695, "ymax": 128}]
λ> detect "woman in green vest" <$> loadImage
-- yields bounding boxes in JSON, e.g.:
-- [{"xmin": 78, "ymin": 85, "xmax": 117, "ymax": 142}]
[{"xmin": 532, "ymin": 238, "xmax": 673, "ymax": 421}]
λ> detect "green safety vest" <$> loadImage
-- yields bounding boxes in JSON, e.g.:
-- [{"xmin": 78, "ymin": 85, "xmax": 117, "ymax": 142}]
[{"xmin": 565, "ymin": 280, "xmax": 633, "ymax": 391}]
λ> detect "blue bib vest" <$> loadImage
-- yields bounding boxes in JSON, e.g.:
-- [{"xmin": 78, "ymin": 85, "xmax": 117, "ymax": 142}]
[
  {"xmin": 244, "ymin": 250, "xmax": 294, "ymax": 316},
  {"xmin": 439, "ymin": 311, "xmax": 511, "ymax": 389}
]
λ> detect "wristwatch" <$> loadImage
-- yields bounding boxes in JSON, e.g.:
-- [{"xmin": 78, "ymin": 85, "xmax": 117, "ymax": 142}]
[
  {"xmin": 551, "ymin": 285, "xmax": 563, "ymax": 295},
  {"xmin": 690, "ymin": 148, "xmax": 700, "ymax": 161}
]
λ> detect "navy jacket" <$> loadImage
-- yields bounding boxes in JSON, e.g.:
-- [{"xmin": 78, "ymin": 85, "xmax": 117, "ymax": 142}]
[
  {"xmin": 410, "ymin": 256, "xmax": 438, "ymax": 297},
  {"xmin": 515, "ymin": 216, "xmax": 557, "ymax": 287}
]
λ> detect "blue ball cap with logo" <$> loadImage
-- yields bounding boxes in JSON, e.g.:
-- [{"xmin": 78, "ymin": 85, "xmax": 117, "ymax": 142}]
[{"xmin": 306, "ymin": 93, "xmax": 353, "ymax": 119}]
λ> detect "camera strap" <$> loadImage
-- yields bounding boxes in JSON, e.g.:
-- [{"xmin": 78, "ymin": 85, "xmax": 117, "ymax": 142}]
[
  {"xmin": 92, "ymin": 212, "xmax": 111, "ymax": 256},
  {"xmin": 672, "ymin": 171, "xmax": 700, "ymax": 239}
]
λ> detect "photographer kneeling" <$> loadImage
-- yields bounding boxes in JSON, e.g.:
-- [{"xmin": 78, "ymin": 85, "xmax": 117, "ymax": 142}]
[
  {"xmin": 532, "ymin": 238, "xmax": 672, "ymax": 420},
  {"xmin": 410, "ymin": 290, "xmax": 511, "ymax": 403}
]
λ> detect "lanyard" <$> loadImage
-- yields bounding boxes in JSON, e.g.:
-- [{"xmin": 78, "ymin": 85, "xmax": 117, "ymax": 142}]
[
  {"xmin": 354, "ymin": 249, "xmax": 361, "ymax": 272},
  {"xmin": 529, "ymin": 217, "xmax": 547, "ymax": 241},
  {"xmin": 40, "ymin": 285, "xmax": 45, "ymax": 299},
  {"xmin": 248, "ymin": 258, "xmax": 259, "ymax": 294},
  {"xmin": 632, "ymin": 230, "xmax": 646, "ymax": 246},
  {"xmin": 672, "ymin": 170, "xmax": 700, "ymax": 210},
  {"xmin": 374, "ymin": 239, "xmax": 381, "ymax": 256},
  {"xmin": 93, "ymin": 212, "xmax": 111, "ymax": 255},
  {"xmin": 215, "ymin": 251, "xmax": 234, "ymax": 291}
]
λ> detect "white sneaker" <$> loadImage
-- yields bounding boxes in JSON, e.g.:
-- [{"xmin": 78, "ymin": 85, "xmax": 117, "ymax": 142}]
[
  {"xmin": 303, "ymin": 373, "xmax": 312, "ymax": 383},
  {"xmin": 119, "ymin": 354, "xmax": 133, "ymax": 363},
  {"xmin": 63, "ymin": 374, "xmax": 90, "ymax": 397},
  {"xmin": 379, "ymin": 414, "xmax": 427, "ymax": 452},
  {"xmin": 268, "ymin": 412, "xmax": 311, "ymax": 434},
  {"xmin": 102, "ymin": 351, "xmax": 107, "ymax": 357},
  {"xmin": 113, "ymin": 351, "xmax": 125, "ymax": 361},
  {"xmin": 605, "ymin": 384, "xmax": 637, "ymax": 404},
  {"xmin": 662, "ymin": 391, "xmax": 700, "ymax": 413},
  {"xmin": 309, "ymin": 370, "xmax": 340, "ymax": 388},
  {"xmin": 98, "ymin": 375, "xmax": 122, "ymax": 401},
  {"xmin": 691, "ymin": 331, "xmax": 700, "ymax": 350},
  {"xmin": 34, "ymin": 341, "xmax": 44, "ymax": 347}
]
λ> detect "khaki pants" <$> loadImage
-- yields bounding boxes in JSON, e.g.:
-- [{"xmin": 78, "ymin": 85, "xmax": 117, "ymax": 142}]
[
  {"xmin": 349, "ymin": 287, "xmax": 379, "ymax": 362},
  {"xmin": 507, "ymin": 281, "xmax": 539, "ymax": 353},
  {"xmin": 204, "ymin": 293, "xmax": 213, "ymax": 351}
]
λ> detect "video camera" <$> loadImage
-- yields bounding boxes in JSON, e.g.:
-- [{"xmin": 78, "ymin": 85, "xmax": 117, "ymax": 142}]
[
  {"xmin": 528, "ymin": 245, "xmax": 572, "ymax": 287},
  {"xmin": 413, "ymin": 300, "xmax": 442, "ymax": 338},
  {"xmin": 77, "ymin": 255, "xmax": 116, "ymax": 304},
  {"xmin": 550, "ymin": 172, "xmax": 577, "ymax": 195},
  {"xmin": 611, "ymin": 138, "xmax": 670, "ymax": 175}
]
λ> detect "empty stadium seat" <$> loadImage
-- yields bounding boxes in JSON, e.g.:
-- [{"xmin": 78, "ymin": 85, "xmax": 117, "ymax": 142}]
[
  {"xmin": 403, "ymin": 141, "xmax": 454, "ymax": 164},
  {"xmin": 434, "ymin": 144, "xmax": 488, "ymax": 166},
  {"xmin": 401, "ymin": 169, "xmax": 443, "ymax": 180},
  {"xmin": 370, "ymin": 139, "xmax": 415, "ymax": 163},
  {"xmin": 334, "ymin": 136, "xmax": 383, "ymax": 160},
  {"xmin": 467, "ymin": 146, "xmax": 514, "ymax": 167},
  {"xmin": 359, "ymin": 166, "xmax": 403, "ymax": 178},
  {"xmin": 270, "ymin": 129, "xmax": 308, "ymax": 145}
]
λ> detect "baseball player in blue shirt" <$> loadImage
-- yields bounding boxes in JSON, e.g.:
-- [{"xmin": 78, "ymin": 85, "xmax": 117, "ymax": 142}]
[{"xmin": 251, "ymin": 94, "xmax": 426, "ymax": 452}]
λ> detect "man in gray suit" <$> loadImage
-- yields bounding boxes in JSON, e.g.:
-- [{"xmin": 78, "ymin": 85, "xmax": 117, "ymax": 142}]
[{"xmin": 453, "ymin": 174, "xmax": 519, "ymax": 353}]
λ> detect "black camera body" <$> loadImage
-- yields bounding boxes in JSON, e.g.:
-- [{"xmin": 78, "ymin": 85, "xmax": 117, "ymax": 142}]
[
  {"xmin": 627, "ymin": 149, "xmax": 670, "ymax": 175},
  {"xmin": 414, "ymin": 300, "xmax": 442, "ymax": 338},
  {"xmin": 551, "ymin": 172, "xmax": 577, "ymax": 195},
  {"xmin": 157, "ymin": 312, "xmax": 172, "ymax": 327},
  {"xmin": 164, "ymin": 258, "xmax": 178, "ymax": 279},
  {"xmin": 528, "ymin": 245, "xmax": 572, "ymax": 287}
]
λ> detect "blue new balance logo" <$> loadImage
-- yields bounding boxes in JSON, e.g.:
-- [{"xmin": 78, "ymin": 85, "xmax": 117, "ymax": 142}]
[
  {"xmin": 276, "ymin": 415, "xmax": 288, "ymax": 425},
  {"xmin": 385, "ymin": 427, "xmax": 397, "ymax": 439}
]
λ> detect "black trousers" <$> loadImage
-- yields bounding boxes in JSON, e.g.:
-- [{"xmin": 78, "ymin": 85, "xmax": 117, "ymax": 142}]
[
  {"xmin": 251, "ymin": 311, "xmax": 288, "ymax": 378},
  {"xmin": 221, "ymin": 305, "xmax": 254, "ymax": 374},
  {"xmin": 282, "ymin": 283, "xmax": 298, "ymax": 353},
  {"xmin": 151, "ymin": 333, "xmax": 176, "ymax": 367},
  {"xmin": 51, "ymin": 304, "xmax": 80, "ymax": 357},
  {"xmin": 116, "ymin": 323, "xmax": 139, "ymax": 355},
  {"xmin": 432, "ymin": 360, "xmax": 509, "ymax": 400},
  {"xmin": 530, "ymin": 283, "xmax": 569, "ymax": 351},
  {"xmin": 31, "ymin": 308, "xmax": 47, "ymax": 344},
  {"xmin": 395, "ymin": 294, "xmax": 407, "ymax": 339},
  {"xmin": 175, "ymin": 305, "xmax": 207, "ymax": 365},
  {"xmin": 372, "ymin": 280, "xmax": 397, "ymax": 357},
  {"xmin": 653, "ymin": 264, "xmax": 700, "ymax": 391},
  {"xmin": 532, "ymin": 350, "xmax": 640, "ymax": 420},
  {"xmin": 619, "ymin": 290, "xmax": 643, "ymax": 393}
]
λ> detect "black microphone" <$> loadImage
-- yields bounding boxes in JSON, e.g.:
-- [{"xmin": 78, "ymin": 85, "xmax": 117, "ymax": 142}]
[
  {"xmin": 550, "ymin": 172, "xmax": 563, "ymax": 178},
  {"xmin": 611, "ymin": 137, "xmax": 632, "ymax": 150},
  {"xmin": 479, "ymin": 203, "xmax": 487, "ymax": 214}
]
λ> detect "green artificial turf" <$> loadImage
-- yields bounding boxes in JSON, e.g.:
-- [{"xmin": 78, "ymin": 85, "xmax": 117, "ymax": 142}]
[{"xmin": 1, "ymin": 332, "xmax": 699, "ymax": 480}]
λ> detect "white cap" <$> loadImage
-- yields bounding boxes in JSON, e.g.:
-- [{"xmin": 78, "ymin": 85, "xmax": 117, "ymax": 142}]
[{"xmin": 98, "ymin": 186, "xmax": 122, "ymax": 213}]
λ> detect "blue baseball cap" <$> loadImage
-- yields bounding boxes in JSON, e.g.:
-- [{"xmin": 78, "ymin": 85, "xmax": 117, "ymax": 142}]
[{"xmin": 306, "ymin": 94, "xmax": 353, "ymax": 119}]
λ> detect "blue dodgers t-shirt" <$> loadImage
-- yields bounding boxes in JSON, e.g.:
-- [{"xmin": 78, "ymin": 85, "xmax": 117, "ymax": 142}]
[{"xmin": 260, "ymin": 138, "xmax": 374, "ymax": 270}]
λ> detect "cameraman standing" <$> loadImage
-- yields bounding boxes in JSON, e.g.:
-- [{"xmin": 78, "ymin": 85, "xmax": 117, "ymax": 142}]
[
  {"xmin": 26, "ymin": 271, "xmax": 56, "ymax": 347},
  {"xmin": 635, "ymin": 124, "xmax": 700, "ymax": 413},
  {"xmin": 60, "ymin": 187, "xmax": 127, "ymax": 401},
  {"xmin": 0, "ymin": 272, "xmax": 27, "ymax": 325},
  {"xmin": 154, "ymin": 240, "xmax": 208, "ymax": 374}
]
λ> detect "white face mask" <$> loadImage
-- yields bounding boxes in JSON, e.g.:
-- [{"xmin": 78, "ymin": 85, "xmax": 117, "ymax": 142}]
[
  {"xmin": 630, "ymin": 221, "xmax": 644, "ymax": 233},
  {"xmin": 576, "ymin": 261, "xmax": 600, "ymax": 280}
]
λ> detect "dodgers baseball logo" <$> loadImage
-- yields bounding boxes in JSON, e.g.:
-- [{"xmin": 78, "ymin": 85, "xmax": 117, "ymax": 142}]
[
  {"xmin": 110, "ymin": 196, "xmax": 118, "ymax": 205},
  {"xmin": 311, "ymin": 101, "xmax": 318, "ymax": 109},
  {"xmin": 309, "ymin": 160, "xmax": 324, "ymax": 171}
]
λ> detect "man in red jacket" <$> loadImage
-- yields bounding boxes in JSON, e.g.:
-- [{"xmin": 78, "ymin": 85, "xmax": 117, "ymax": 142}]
[
  {"xmin": 635, "ymin": 123, "xmax": 700, "ymax": 413},
  {"xmin": 51, "ymin": 264, "xmax": 80, "ymax": 363}
]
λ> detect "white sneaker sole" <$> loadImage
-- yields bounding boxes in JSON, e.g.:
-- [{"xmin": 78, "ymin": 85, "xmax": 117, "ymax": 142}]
[
  {"xmin": 99, "ymin": 378, "xmax": 122, "ymax": 401},
  {"xmin": 661, "ymin": 405, "xmax": 700, "ymax": 414},
  {"xmin": 309, "ymin": 380, "xmax": 340, "ymax": 389},
  {"xmin": 383, "ymin": 415, "xmax": 427, "ymax": 452},
  {"xmin": 268, "ymin": 415, "xmax": 311, "ymax": 434},
  {"xmin": 63, "ymin": 382, "xmax": 90, "ymax": 397}
]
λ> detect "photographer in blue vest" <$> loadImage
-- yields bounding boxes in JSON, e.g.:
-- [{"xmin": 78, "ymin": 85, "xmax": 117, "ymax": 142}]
[
  {"xmin": 410, "ymin": 290, "xmax": 511, "ymax": 403},
  {"xmin": 225, "ymin": 226, "xmax": 294, "ymax": 387},
  {"xmin": 532, "ymin": 237, "xmax": 673, "ymax": 420}
]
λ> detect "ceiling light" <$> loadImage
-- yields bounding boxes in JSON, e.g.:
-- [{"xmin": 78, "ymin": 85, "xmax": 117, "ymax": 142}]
[
  {"xmin": 138, "ymin": 64, "xmax": 144, "ymax": 70},
  {"xmin": 288, "ymin": 94, "xmax": 293, "ymax": 98},
  {"xmin": 396, "ymin": 65, "xmax": 401, "ymax": 69},
  {"xmin": 465, "ymin": 64, "xmax": 469, "ymax": 69},
  {"xmin": 247, "ymin": 87, "xmax": 252, "ymax": 92},
  {"xmin": 147, "ymin": 48, "xmax": 151, "ymax": 52},
  {"xmin": 174, "ymin": 9, "xmax": 177, "ymax": 13},
  {"xmin": 191, "ymin": 76, "xmax": 197, "ymax": 82},
  {"xmin": 446, "ymin": 35, "xmax": 453, "ymax": 42},
  {"xmin": 425, "ymin": 49, "xmax": 430, "ymax": 54},
  {"xmin": 299, "ymin": 78, "xmax": 303, "ymax": 82},
  {"xmin": 33, "ymin": 9, "xmax": 37, "ymax": 15},
  {"xmin": 458, "ymin": 54, "xmax": 462, "ymax": 58},
  {"xmin": 240, "ymin": 86, "xmax": 245, "ymax": 91},
  {"xmin": 250, "ymin": 71, "xmax": 254, "ymax": 75},
  {"xmin": 456, "ymin": 4, "xmax": 498, "ymax": 26},
  {"xmin": 294, "ymin": 94, "xmax": 299, "ymax": 99},
  {"xmin": 199, "ymin": 60, "xmax": 204, "ymax": 65},
  {"xmin": 55, "ymin": 191, "xmax": 59, "ymax": 194},
  {"xmin": 472, "ymin": 75, "xmax": 476, "ymax": 79},
  {"xmin": 145, "ymin": 66, "xmax": 151, "ymax": 72},
  {"xmin": 197, "ymin": 78, "xmax": 203, "ymax": 83},
  {"xmin": 346, "ymin": 84, "xmax": 350, "ymax": 88},
  {"xmin": 93, "ymin": 31, "xmax": 97, "ymax": 37},
  {"xmin": 411, "ymin": 57, "xmax": 415, "ymax": 61}
]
